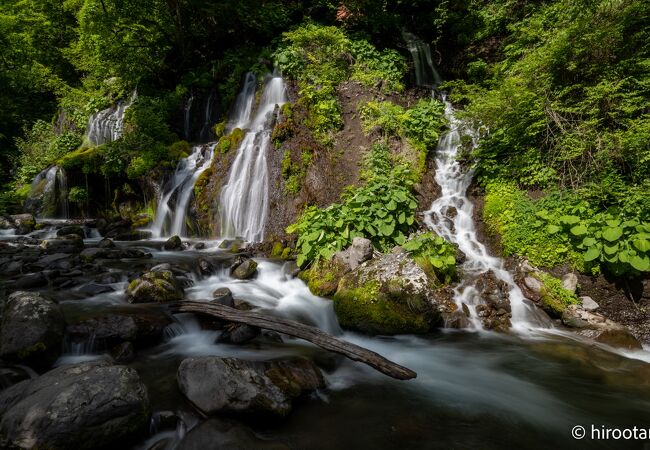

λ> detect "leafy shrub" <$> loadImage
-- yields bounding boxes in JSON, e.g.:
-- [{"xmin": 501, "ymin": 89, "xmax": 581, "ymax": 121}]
[
  {"xmin": 484, "ymin": 181, "xmax": 650, "ymax": 276},
  {"xmin": 403, "ymin": 232, "xmax": 457, "ymax": 284},
  {"xmin": 274, "ymin": 23, "xmax": 407, "ymax": 145},
  {"xmin": 287, "ymin": 145, "xmax": 416, "ymax": 267},
  {"xmin": 68, "ymin": 186, "xmax": 88, "ymax": 204}
]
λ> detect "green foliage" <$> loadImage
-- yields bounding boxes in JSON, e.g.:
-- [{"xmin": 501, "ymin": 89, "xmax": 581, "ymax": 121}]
[
  {"xmin": 533, "ymin": 271, "xmax": 579, "ymax": 316},
  {"xmin": 15, "ymin": 121, "xmax": 83, "ymax": 183},
  {"xmin": 484, "ymin": 181, "xmax": 650, "ymax": 276},
  {"xmin": 403, "ymin": 232, "xmax": 457, "ymax": 284},
  {"xmin": 217, "ymin": 128, "xmax": 245, "ymax": 154},
  {"xmin": 287, "ymin": 144, "xmax": 416, "ymax": 267},
  {"xmin": 274, "ymin": 23, "xmax": 407, "ymax": 145},
  {"xmin": 68, "ymin": 186, "xmax": 88, "ymax": 204},
  {"xmin": 281, "ymin": 148, "xmax": 313, "ymax": 195}
]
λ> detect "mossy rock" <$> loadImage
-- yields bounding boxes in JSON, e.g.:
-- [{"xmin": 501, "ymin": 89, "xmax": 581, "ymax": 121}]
[
  {"xmin": 126, "ymin": 270, "xmax": 184, "ymax": 303},
  {"xmin": 333, "ymin": 278, "xmax": 432, "ymax": 335},
  {"xmin": 533, "ymin": 272, "xmax": 579, "ymax": 317},
  {"xmin": 306, "ymin": 258, "xmax": 348, "ymax": 297},
  {"xmin": 331, "ymin": 250, "xmax": 445, "ymax": 335}
]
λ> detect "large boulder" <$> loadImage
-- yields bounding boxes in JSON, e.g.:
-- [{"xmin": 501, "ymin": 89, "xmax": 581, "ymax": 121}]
[
  {"xmin": 66, "ymin": 315, "xmax": 138, "ymax": 350},
  {"xmin": 177, "ymin": 356, "xmax": 323, "ymax": 416},
  {"xmin": 562, "ymin": 304, "xmax": 642, "ymax": 350},
  {"xmin": 125, "ymin": 270, "xmax": 184, "ymax": 303},
  {"xmin": 0, "ymin": 291, "xmax": 64, "ymax": 369},
  {"xmin": 9, "ymin": 214, "xmax": 35, "ymax": 235},
  {"xmin": 0, "ymin": 359, "xmax": 150, "ymax": 449},
  {"xmin": 332, "ymin": 248, "xmax": 454, "ymax": 334},
  {"xmin": 56, "ymin": 225, "xmax": 85, "ymax": 238}
]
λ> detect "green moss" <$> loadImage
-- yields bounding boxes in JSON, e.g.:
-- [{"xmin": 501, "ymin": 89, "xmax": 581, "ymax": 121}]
[
  {"xmin": 533, "ymin": 271, "xmax": 579, "ymax": 316},
  {"xmin": 57, "ymin": 146, "xmax": 103, "ymax": 172},
  {"xmin": 271, "ymin": 242, "xmax": 284, "ymax": 257},
  {"xmin": 333, "ymin": 278, "xmax": 432, "ymax": 335},
  {"xmin": 217, "ymin": 127, "xmax": 245, "ymax": 154},
  {"xmin": 306, "ymin": 258, "xmax": 347, "ymax": 297}
]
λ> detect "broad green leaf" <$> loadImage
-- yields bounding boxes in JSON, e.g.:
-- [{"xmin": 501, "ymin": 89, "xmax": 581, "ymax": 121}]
[
  {"xmin": 633, "ymin": 239, "xmax": 650, "ymax": 252},
  {"xmin": 546, "ymin": 224, "xmax": 561, "ymax": 234},
  {"xmin": 387, "ymin": 199, "xmax": 397, "ymax": 211},
  {"xmin": 602, "ymin": 227, "xmax": 623, "ymax": 242},
  {"xmin": 570, "ymin": 225, "xmax": 588, "ymax": 236},
  {"xmin": 560, "ymin": 215, "xmax": 580, "ymax": 225},
  {"xmin": 630, "ymin": 255, "xmax": 650, "ymax": 272},
  {"xmin": 584, "ymin": 247, "xmax": 600, "ymax": 262}
]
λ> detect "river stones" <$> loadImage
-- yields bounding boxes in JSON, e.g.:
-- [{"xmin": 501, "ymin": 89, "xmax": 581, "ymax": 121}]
[
  {"xmin": 0, "ymin": 359, "xmax": 150, "ymax": 450},
  {"xmin": 66, "ymin": 314, "xmax": 138, "ymax": 349},
  {"xmin": 562, "ymin": 304, "xmax": 642, "ymax": 350},
  {"xmin": 474, "ymin": 271, "xmax": 512, "ymax": 332},
  {"xmin": 40, "ymin": 235, "xmax": 84, "ymax": 254},
  {"xmin": 8, "ymin": 214, "xmax": 35, "ymax": 235},
  {"xmin": 212, "ymin": 287, "xmax": 234, "ymax": 306},
  {"xmin": 163, "ymin": 235, "xmax": 183, "ymax": 251},
  {"xmin": 231, "ymin": 258, "xmax": 258, "ymax": 280},
  {"xmin": 177, "ymin": 356, "xmax": 323, "ymax": 416},
  {"xmin": 0, "ymin": 291, "xmax": 64, "ymax": 370},
  {"xmin": 56, "ymin": 225, "xmax": 85, "ymax": 238},
  {"xmin": 333, "ymin": 248, "xmax": 453, "ymax": 334},
  {"xmin": 126, "ymin": 269, "xmax": 184, "ymax": 303}
]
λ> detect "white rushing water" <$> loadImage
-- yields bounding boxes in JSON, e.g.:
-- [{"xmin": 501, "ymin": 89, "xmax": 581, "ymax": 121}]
[
  {"xmin": 87, "ymin": 92, "xmax": 137, "ymax": 145},
  {"xmin": 219, "ymin": 74, "xmax": 287, "ymax": 242},
  {"xmin": 400, "ymin": 33, "xmax": 545, "ymax": 329},
  {"xmin": 149, "ymin": 144, "xmax": 215, "ymax": 238},
  {"xmin": 423, "ymin": 99, "xmax": 544, "ymax": 330},
  {"xmin": 199, "ymin": 91, "xmax": 216, "ymax": 142},
  {"xmin": 226, "ymin": 72, "xmax": 257, "ymax": 133},
  {"xmin": 28, "ymin": 165, "xmax": 69, "ymax": 219}
]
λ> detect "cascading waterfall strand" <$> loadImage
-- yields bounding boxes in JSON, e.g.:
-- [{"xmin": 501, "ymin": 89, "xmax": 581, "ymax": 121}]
[
  {"xmin": 149, "ymin": 144, "xmax": 215, "ymax": 238},
  {"xmin": 219, "ymin": 74, "xmax": 287, "ymax": 243},
  {"xmin": 403, "ymin": 33, "xmax": 545, "ymax": 330}
]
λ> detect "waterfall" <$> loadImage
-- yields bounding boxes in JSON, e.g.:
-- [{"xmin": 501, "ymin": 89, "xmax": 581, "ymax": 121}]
[
  {"xmin": 27, "ymin": 165, "xmax": 69, "ymax": 219},
  {"xmin": 87, "ymin": 92, "xmax": 137, "ymax": 145},
  {"xmin": 149, "ymin": 144, "xmax": 215, "ymax": 238},
  {"xmin": 219, "ymin": 74, "xmax": 287, "ymax": 243},
  {"xmin": 226, "ymin": 72, "xmax": 257, "ymax": 133},
  {"xmin": 183, "ymin": 94, "xmax": 194, "ymax": 141},
  {"xmin": 402, "ymin": 31, "xmax": 442, "ymax": 88},
  {"xmin": 199, "ymin": 91, "xmax": 216, "ymax": 142},
  {"xmin": 401, "ymin": 33, "xmax": 544, "ymax": 329}
]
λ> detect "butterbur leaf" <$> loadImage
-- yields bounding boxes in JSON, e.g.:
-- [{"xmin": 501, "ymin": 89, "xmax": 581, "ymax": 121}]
[
  {"xmin": 602, "ymin": 227, "xmax": 623, "ymax": 242},
  {"xmin": 633, "ymin": 239, "xmax": 650, "ymax": 252},
  {"xmin": 630, "ymin": 255, "xmax": 650, "ymax": 272},
  {"xmin": 387, "ymin": 199, "xmax": 397, "ymax": 211},
  {"xmin": 570, "ymin": 225, "xmax": 588, "ymax": 236},
  {"xmin": 546, "ymin": 224, "xmax": 561, "ymax": 234},
  {"xmin": 560, "ymin": 215, "xmax": 580, "ymax": 225},
  {"xmin": 584, "ymin": 247, "xmax": 600, "ymax": 262}
]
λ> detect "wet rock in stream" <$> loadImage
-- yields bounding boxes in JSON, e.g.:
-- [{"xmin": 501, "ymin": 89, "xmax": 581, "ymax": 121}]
[
  {"xmin": 126, "ymin": 270, "xmax": 185, "ymax": 303},
  {"xmin": 0, "ymin": 291, "xmax": 64, "ymax": 370},
  {"xmin": 177, "ymin": 356, "xmax": 323, "ymax": 416},
  {"xmin": 177, "ymin": 419, "xmax": 289, "ymax": 450},
  {"xmin": 0, "ymin": 359, "xmax": 150, "ymax": 449}
]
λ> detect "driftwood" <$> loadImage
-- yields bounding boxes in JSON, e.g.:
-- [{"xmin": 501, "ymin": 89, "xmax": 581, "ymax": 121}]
[{"xmin": 169, "ymin": 301, "xmax": 417, "ymax": 380}]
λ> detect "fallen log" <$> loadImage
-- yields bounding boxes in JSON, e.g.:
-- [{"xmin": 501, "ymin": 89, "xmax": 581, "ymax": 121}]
[{"xmin": 169, "ymin": 301, "xmax": 416, "ymax": 380}]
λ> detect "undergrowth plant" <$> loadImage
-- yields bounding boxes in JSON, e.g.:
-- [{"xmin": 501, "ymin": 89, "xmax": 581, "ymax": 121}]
[{"xmin": 287, "ymin": 144, "xmax": 417, "ymax": 267}]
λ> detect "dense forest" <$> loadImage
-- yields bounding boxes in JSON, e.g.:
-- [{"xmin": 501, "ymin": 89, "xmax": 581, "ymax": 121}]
[{"xmin": 1, "ymin": 0, "xmax": 650, "ymax": 448}]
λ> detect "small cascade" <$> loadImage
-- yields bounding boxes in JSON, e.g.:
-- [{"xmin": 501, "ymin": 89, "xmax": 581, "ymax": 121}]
[
  {"xmin": 226, "ymin": 72, "xmax": 257, "ymax": 133},
  {"xmin": 402, "ymin": 33, "xmax": 544, "ymax": 330},
  {"xmin": 149, "ymin": 144, "xmax": 215, "ymax": 238},
  {"xmin": 87, "ymin": 92, "xmax": 137, "ymax": 145},
  {"xmin": 27, "ymin": 165, "xmax": 69, "ymax": 219},
  {"xmin": 402, "ymin": 31, "xmax": 442, "ymax": 88},
  {"xmin": 219, "ymin": 74, "xmax": 287, "ymax": 242},
  {"xmin": 183, "ymin": 94, "xmax": 194, "ymax": 141}
]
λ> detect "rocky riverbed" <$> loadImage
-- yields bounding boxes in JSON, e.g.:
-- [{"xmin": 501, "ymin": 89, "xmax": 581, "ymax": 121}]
[{"xmin": 1, "ymin": 217, "xmax": 650, "ymax": 449}]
